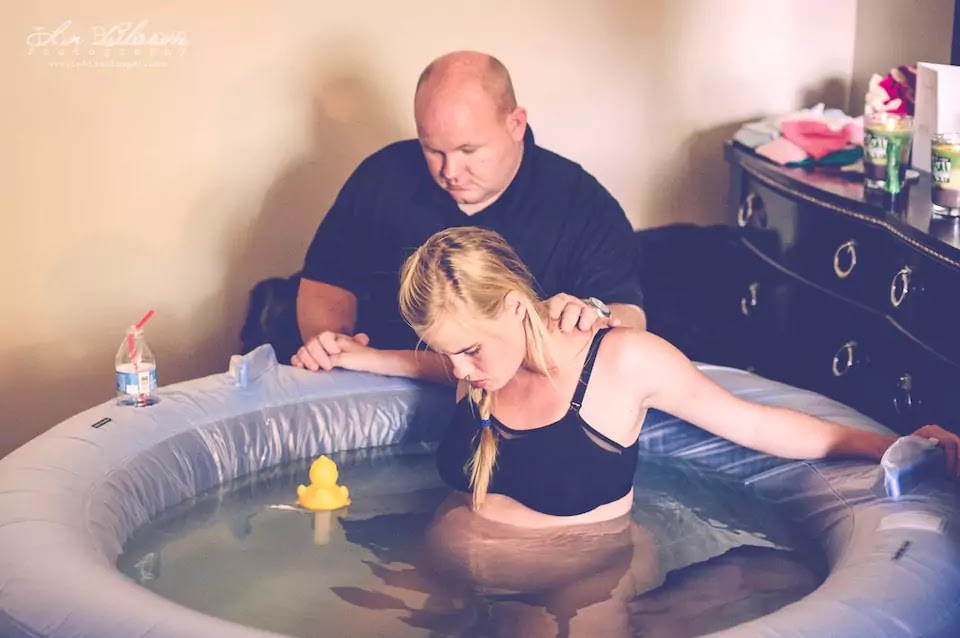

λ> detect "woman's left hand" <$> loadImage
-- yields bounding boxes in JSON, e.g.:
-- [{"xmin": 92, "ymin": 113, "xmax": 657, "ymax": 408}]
[{"xmin": 909, "ymin": 424, "xmax": 960, "ymax": 478}]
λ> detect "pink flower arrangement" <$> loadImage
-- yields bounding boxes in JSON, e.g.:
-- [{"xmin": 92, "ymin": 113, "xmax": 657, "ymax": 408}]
[{"xmin": 865, "ymin": 65, "xmax": 917, "ymax": 115}]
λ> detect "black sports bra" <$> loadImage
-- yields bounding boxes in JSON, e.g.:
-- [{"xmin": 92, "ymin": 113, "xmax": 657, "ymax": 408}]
[{"xmin": 435, "ymin": 329, "xmax": 639, "ymax": 516}]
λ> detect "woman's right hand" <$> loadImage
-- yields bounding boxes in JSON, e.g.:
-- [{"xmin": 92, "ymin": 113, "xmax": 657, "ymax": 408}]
[
  {"xmin": 907, "ymin": 425, "xmax": 960, "ymax": 478},
  {"xmin": 291, "ymin": 331, "xmax": 371, "ymax": 372}
]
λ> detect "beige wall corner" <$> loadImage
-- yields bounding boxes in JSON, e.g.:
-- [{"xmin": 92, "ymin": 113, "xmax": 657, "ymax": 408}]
[
  {"xmin": 2, "ymin": 0, "xmax": 858, "ymax": 455},
  {"xmin": 849, "ymin": 0, "xmax": 955, "ymax": 116}
]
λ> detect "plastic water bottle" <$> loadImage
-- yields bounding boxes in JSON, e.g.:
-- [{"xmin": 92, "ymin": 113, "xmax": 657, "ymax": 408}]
[{"xmin": 115, "ymin": 314, "xmax": 159, "ymax": 407}]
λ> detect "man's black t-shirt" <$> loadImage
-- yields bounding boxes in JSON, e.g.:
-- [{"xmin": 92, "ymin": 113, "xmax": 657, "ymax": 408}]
[{"xmin": 301, "ymin": 126, "xmax": 643, "ymax": 350}]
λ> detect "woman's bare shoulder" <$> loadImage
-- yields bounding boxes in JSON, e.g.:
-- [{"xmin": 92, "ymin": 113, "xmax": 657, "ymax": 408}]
[{"xmin": 597, "ymin": 328, "xmax": 682, "ymax": 377}]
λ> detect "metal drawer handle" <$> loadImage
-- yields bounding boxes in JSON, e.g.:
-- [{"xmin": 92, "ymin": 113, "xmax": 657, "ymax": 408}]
[
  {"xmin": 831, "ymin": 341, "xmax": 857, "ymax": 377},
  {"xmin": 890, "ymin": 266, "xmax": 912, "ymax": 308},
  {"xmin": 833, "ymin": 240, "xmax": 857, "ymax": 279},
  {"xmin": 740, "ymin": 282, "xmax": 759, "ymax": 316},
  {"xmin": 737, "ymin": 192, "xmax": 758, "ymax": 227},
  {"xmin": 893, "ymin": 373, "xmax": 913, "ymax": 414}
]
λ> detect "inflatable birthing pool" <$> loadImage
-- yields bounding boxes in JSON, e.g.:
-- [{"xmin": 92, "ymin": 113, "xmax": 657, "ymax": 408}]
[{"xmin": 0, "ymin": 345, "xmax": 958, "ymax": 637}]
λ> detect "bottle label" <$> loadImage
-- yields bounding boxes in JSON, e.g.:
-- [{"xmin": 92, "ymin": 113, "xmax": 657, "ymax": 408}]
[
  {"xmin": 116, "ymin": 367, "xmax": 157, "ymax": 396},
  {"xmin": 864, "ymin": 130, "xmax": 887, "ymax": 163},
  {"xmin": 932, "ymin": 156, "xmax": 953, "ymax": 185}
]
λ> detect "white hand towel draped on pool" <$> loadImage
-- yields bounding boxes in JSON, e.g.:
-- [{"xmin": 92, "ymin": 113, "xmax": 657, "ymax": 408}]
[{"xmin": 881, "ymin": 435, "xmax": 945, "ymax": 497}]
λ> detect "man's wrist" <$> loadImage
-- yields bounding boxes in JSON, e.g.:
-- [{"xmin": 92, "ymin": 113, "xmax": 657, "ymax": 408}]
[{"xmin": 582, "ymin": 296, "xmax": 612, "ymax": 318}]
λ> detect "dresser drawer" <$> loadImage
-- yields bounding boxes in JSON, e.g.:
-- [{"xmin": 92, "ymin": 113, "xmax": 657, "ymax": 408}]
[
  {"xmin": 873, "ymin": 242, "xmax": 960, "ymax": 365},
  {"xmin": 637, "ymin": 220, "xmax": 960, "ymax": 435},
  {"xmin": 725, "ymin": 245, "xmax": 869, "ymax": 402},
  {"xmin": 726, "ymin": 243, "xmax": 958, "ymax": 435},
  {"xmin": 724, "ymin": 145, "xmax": 960, "ymax": 437},
  {"xmin": 724, "ymin": 244, "xmax": 796, "ymax": 376},
  {"xmin": 759, "ymin": 290, "xmax": 959, "ymax": 436},
  {"xmin": 774, "ymin": 284, "xmax": 889, "ymax": 415},
  {"xmin": 735, "ymin": 179, "xmax": 889, "ymax": 309},
  {"xmin": 885, "ymin": 335, "xmax": 960, "ymax": 434}
]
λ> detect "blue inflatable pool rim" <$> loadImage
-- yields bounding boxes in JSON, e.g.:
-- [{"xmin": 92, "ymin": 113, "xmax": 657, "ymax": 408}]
[{"xmin": 0, "ymin": 345, "xmax": 958, "ymax": 638}]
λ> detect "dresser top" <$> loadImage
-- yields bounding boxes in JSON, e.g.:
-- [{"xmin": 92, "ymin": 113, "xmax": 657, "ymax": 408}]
[{"xmin": 725, "ymin": 142, "xmax": 960, "ymax": 265}]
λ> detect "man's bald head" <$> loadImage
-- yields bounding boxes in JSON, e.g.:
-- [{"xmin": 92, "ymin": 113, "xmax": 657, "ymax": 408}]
[
  {"xmin": 413, "ymin": 51, "xmax": 527, "ymax": 213},
  {"xmin": 415, "ymin": 51, "xmax": 517, "ymax": 115}
]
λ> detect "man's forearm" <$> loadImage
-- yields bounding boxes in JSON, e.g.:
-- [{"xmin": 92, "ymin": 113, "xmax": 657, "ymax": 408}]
[
  {"xmin": 298, "ymin": 312, "xmax": 354, "ymax": 344},
  {"xmin": 296, "ymin": 280, "xmax": 358, "ymax": 342},
  {"xmin": 364, "ymin": 350, "xmax": 455, "ymax": 386},
  {"xmin": 610, "ymin": 303, "xmax": 647, "ymax": 331}
]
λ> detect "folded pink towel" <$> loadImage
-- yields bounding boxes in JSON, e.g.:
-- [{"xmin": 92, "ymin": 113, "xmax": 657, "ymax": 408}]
[
  {"xmin": 781, "ymin": 120, "xmax": 856, "ymax": 159},
  {"xmin": 848, "ymin": 116, "xmax": 864, "ymax": 147},
  {"xmin": 755, "ymin": 137, "xmax": 809, "ymax": 165}
]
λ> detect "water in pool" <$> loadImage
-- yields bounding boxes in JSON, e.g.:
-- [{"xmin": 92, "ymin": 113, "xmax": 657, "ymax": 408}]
[{"xmin": 118, "ymin": 444, "xmax": 825, "ymax": 637}]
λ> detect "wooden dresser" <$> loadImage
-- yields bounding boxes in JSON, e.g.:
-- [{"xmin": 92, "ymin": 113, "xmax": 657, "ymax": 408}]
[{"xmin": 640, "ymin": 143, "xmax": 960, "ymax": 436}]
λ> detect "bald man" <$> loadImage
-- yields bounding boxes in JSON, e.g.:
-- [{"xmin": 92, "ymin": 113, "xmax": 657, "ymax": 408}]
[{"xmin": 292, "ymin": 51, "xmax": 645, "ymax": 384}]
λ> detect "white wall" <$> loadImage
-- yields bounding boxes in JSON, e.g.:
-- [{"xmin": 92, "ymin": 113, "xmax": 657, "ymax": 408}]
[
  {"xmin": 849, "ymin": 0, "xmax": 955, "ymax": 115},
  {"xmin": 1, "ymin": 0, "xmax": 858, "ymax": 456}
]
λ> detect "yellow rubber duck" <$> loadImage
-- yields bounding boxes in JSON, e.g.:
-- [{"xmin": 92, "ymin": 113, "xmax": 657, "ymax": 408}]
[{"xmin": 296, "ymin": 455, "xmax": 351, "ymax": 511}]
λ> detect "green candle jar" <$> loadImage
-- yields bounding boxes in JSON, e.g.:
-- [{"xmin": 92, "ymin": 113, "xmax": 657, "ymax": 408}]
[
  {"xmin": 864, "ymin": 113, "xmax": 913, "ymax": 189},
  {"xmin": 932, "ymin": 133, "xmax": 960, "ymax": 216}
]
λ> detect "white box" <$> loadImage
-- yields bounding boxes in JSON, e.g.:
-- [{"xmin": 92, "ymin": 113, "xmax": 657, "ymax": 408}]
[{"xmin": 912, "ymin": 63, "xmax": 960, "ymax": 171}]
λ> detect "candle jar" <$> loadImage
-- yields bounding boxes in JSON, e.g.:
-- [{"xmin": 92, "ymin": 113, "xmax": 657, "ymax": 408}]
[
  {"xmin": 931, "ymin": 133, "xmax": 960, "ymax": 217},
  {"xmin": 864, "ymin": 113, "xmax": 914, "ymax": 189}
]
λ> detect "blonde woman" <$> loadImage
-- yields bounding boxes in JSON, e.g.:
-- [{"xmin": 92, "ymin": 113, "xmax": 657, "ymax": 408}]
[
  {"xmin": 396, "ymin": 226, "xmax": 959, "ymax": 528},
  {"xmin": 340, "ymin": 225, "xmax": 945, "ymax": 636},
  {"xmin": 382, "ymin": 225, "xmax": 889, "ymax": 635}
]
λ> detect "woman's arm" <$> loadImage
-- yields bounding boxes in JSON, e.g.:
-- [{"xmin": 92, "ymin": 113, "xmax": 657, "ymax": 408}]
[{"xmin": 621, "ymin": 330, "xmax": 898, "ymax": 461}]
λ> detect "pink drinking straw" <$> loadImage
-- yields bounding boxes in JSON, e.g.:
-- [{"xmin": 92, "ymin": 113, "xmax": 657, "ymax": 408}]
[
  {"xmin": 126, "ymin": 309, "xmax": 155, "ymax": 368},
  {"xmin": 135, "ymin": 309, "xmax": 155, "ymax": 330},
  {"xmin": 126, "ymin": 309, "xmax": 155, "ymax": 404}
]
